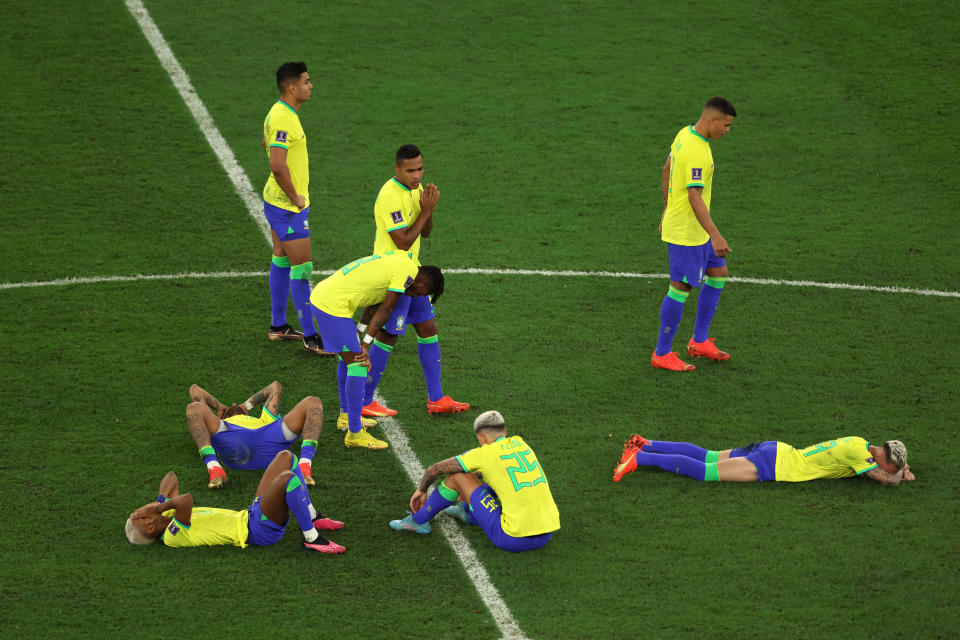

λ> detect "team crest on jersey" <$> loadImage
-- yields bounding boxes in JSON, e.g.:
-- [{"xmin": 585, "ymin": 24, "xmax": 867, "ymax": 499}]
[
  {"xmin": 866, "ymin": 457, "xmax": 875, "ymax": 464},
  {"xmin": 692, "ymin": 167, "xmax": 702, "ymax": 181},
  {"xmin": 276, "ymin": 130, "xmax": 288, "ymax": 143},
  {"xmin": 390, "ymin": 210, "xmax": 403, "ymax": 224},
  {"xmin": 404, "ymin": 276, "xmax": 414, "ymax": 289},
  {"xmin": 168, "ymin": 523, "xmax": 180, "ymax": 535}
]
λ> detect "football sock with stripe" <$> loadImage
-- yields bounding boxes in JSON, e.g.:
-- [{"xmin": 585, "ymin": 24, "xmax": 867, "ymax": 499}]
[
  {"xmin": 289, "ymin": 279, "xmax": 316, "ymax": 338},
  {"xmin": 336, "ymin": 359, "xmax": 348, "ymax": 413},
  {"xmin": 299, "ymin": 439, "xmax": 317, "ymax": 465},
  {"xmin": 635, "ymin": 451, "xmax": 720, "ymax": 481},
  {"xmin": 656, "ymin": 286, "xmax": 689, "ymax": 356},
  {"xmin": 284, "ymin": 455, "xmax": 322, "ymax": 542},
  {"xmin": 413, "ymin": 480, "xmax": 458, "ymax": 524},
  {"xmin": 693, "ymin": 276, "xmax": 726, "ymax": 343},
  {"xmin": 644, "ymin": 440, "xmax": 721, "ymax": 462},
  {"xmin": 268, "ymin": 256, "xmax": 291, "ymax": 327},
  {"xmin": 198, "ymin": 445, "xmax": 220, "ymax": 469},
  {"xmin": 345, "ymin": 362, "xmax": 368, "ymax": 433},
  {"xmin": 417, "ymin": 335, "xmax": 444, "ymax": 402},
  {"xmin": 363, "ymin": 340, "xmax": 393, "ymax": 406}
]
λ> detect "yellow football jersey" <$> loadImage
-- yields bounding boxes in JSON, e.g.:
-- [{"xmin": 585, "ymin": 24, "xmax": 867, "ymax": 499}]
[
  {"xmin": 456, "ymin": 436, "xmax": 560, "ymax": 537},
  {"xmin": 223, "ymin": 407, "xmax": 279, "ymax": 430},
  {"xmin": 373, "ymin": 178, "xmax": 424, "ymax": 260},
  {"xmin": 161, "ymin": 507, "xmax": 249, "ymax": 548},
  {"xmin": 775, "ymin": 437, "xmax": 878, "ymax": 482},
  {"xmin": 310, "ymin": 251, "xmax": 419, "ymax": 318},
  {"xmin": 262, "ymin": 100, "xmax": 309, "ymax": 212},
  {"xmin": 661, "ymin": 125, "xmax": 715, "ymax": 246}
]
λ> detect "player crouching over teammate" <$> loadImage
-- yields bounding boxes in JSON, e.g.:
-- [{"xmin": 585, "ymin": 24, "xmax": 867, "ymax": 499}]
[
  {"xmin": 125, "ymin": 450, "xmax": 345, "ymax": 553},
  {"xmin": 613, "ymin": 434, "xmax": 914, "ymax": 486},
  {"xmin": 389, "ymin": 410, "xmax": 560, "ymax": 552}
]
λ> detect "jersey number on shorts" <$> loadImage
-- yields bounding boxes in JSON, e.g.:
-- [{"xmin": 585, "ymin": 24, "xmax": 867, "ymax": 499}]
[{"xmin": 500, "ymin": 450, "xmax": 546, "ymax": 492}]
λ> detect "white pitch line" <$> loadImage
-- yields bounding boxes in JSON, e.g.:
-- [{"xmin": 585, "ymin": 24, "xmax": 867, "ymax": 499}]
[{"xmin": 124, "ymin": 3, "xmax": 529, "ymax": 639}]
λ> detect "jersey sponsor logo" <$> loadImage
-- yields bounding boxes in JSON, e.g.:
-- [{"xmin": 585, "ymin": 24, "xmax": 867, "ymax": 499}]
[
  {"xmin": 691, "ymin": 167, "xmax": 702, "ymax": 181},
  {"xmin": 275, "ymin": 130, "xmax": 288, "ymax": 143},
  {"xmin": 390, "ymin": 210, "xmax": 403, "ymax": 224}
]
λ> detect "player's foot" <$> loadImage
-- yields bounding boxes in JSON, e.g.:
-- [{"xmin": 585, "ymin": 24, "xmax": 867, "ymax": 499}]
[
  {"xmin": 362, "ymin": 400, "xmax": 397, "ymax": 417},
  {"xmin": 303, "ymin": 536, "xmax": 346, "ymax": 554},
  {"xmin": 651, "ymin": 351, "xmax": 696, "ymax": 372},
  {"xmin": 687, "ymin": 337, "xmax": 730, "ymax": 361},
  {"xmin": 207, "ymin": 465, "xmax": 227, "ymax": 489},
  {"xmin": 442, "ymin": 502, "xmax": 472, "ymax": 524},
  {"xmin": 344, "ymin": 428, "xmax": 389, "ymax": 450},
  {"xmin": 303, "ymin": 334, "xmax": 335, "ymax": 356},
  {"xmin": 336, "ymin": 412, "xmax": 378, "ymax": 431},
  {"xmin": 623, "ymin": 434, "xmax": 651, "ymax": 456},
  {"xmin": 298, "ymin": 461, "xmax": 315, "ymax": 486},
  {"xmin": 389, "ymin": 512, "xmax": 432, "ymax": 535},
  {"xmin": 427, "ymin": 395, "xmax": 471, "ymax": 414},
  {"xmin": 613, "ymin": 447, "xmax": 640, "ymax": 482},
  {"xmin": 268, "ymin": 323, "xmax": 303, "ymax": 341},
  {"xmin": 312, "ymin": 516, "xmax": 345, "ymax": 531}
]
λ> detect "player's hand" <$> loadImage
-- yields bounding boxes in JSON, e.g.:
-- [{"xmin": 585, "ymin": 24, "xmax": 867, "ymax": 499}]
[
  {"xmin": 293, "ymin": 194, "xmax": 306, "ymax": 211},
  {"xmin": 902, "ymin": 465, "xmax": 915, "ymax": 481},
  {"xmin": 354, "ymin": 345, "xmax": 371, "ymax": 368},
  {"xmin": 410, "ymin": 489, "xmax": 427, "ymax": 513},
  {"xmin": 712, "ymin": 235, "xmax": 731, "ymax": 257},
  {"xmin": 420, "ymin": 183, "xmax": 439, "ymax": 214}
]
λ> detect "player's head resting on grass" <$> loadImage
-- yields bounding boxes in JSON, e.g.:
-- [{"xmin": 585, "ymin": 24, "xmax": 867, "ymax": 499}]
[
  {"xmin": 125, "ymin": 505, "xmax": 164, "ymax": 545},
  {"xmin": 883, "ymin": 440, "xmax": 908, "ymax": 470},
  {"xmin": 699, "ymin": 96, "xmax": 737, "ymax": 140},
  {"xmin": 412, "ymin": 265, "xmax": 444, "ymax": 304}
]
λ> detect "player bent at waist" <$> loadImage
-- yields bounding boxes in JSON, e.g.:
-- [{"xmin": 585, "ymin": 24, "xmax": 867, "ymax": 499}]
[
  {"xmin": 389, "ymin": 410, "xmax": 561, "ymax": 552},
  {"xmin": 613, "ymin": 434, "xmax": 914, "ymax": 486},
  {"xmin": 186, "ymin": 381, "xmax": 324, "ymax": 488},
  {"xmin": 125, "ymin": 450, "xmax": 345, "ymax": 553}
]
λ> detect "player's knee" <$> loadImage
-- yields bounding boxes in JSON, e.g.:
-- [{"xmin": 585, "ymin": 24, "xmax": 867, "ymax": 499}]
[
  {"xmin": 304, "ymin": 396, "xmax": 323, "ymax": 410},
  {"xmin": 186, "ymin": 401, "xmax": 204, "ymax": 416},
  {"xmin": 290, "ymin": 261, "xmax": 314, "ymax": 280}
]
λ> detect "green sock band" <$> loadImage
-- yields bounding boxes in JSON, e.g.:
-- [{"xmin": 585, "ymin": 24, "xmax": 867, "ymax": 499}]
[
  {"xmin": 372, "ymin": 338, "xmax": 393, "ymax": 351},
  {"xmin": 667, "ymin": 285, "xmax": 690, "ymax": 303},
  {"xmin": 703, "ymin": 276, "xmax": 727, "ymax": 289},
  {"xmin": 417, "ymin": 335, "xmax": 439, "ymax": 345},
  {"xmin": 286, "ymin": 475, "xmax": 302, "ymax": 492},
  {"xmin": 271, "ymin": 255, "xmax": 291, "ymax": 268},
  {"xmin": 704, "ymin": 462, "xmax": 720, "ymax": 482},
  {"xmin": 301, "ymin": 439, "xmax": 318, "ymax": 449},
  {"xmin": 705, "ymin": 450, "xmax": 720, "ymax": 463},
  {"xmin": 290, "ymin": 261, "xmax": 314, "ymax": 280},
  {"xmin": 199, "ymin": 446, "xmax": 215, "ymax": 457},
  {"xmin": 347, "ymin": 362, "xmax": 367, "ymax": 377},
  {"xmin": 438, "ymin": 480, "xmax": 459, "ymax": 501}
]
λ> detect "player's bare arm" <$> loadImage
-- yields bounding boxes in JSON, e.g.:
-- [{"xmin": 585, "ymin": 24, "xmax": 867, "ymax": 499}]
[
  {"xmin": 864, "ymin": 465, "xmax": 912, "ymax": 486},
  {"xmin": 268, "ymin": 146, "xmax": 305, "ymax": 210},
  {"xmin": 359, "ymin": 291, "xmax": 404, "ymax": 362},
  {"xmin": 688, "ymin": 187, "xmax": 730, "ymax": 256},
  {"xmin": 158, "ymin": 493, "xmax": 194, "ymax": 526},
  {"xmin": 189, "ymin": 384, "xmax": 225, "ymax": 414},
  {"xmin": 158, "ymin": 470, "xmax": 180, "ymax": 499},
  {"xmin": 246, "ymin": 380, "xmax": 282, "ymax": 415},
  {"xmin": 417, "ymin": 456, "xmax": 466, "ymax": 493}
]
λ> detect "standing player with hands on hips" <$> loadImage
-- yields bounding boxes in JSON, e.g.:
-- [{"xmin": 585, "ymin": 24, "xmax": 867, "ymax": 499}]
[{"xmin": 653, "ymin": 97, "xmax": 737, "ymax": 372}]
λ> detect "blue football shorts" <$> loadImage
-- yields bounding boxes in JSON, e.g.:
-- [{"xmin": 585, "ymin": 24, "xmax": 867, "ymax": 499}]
[
  {"xmin": 263, "ymin": 201, "xmax": 310, "ymax": 241},
  {"xmin": 667, "ymin": 239, "xmax": 726, "ymax": 287},
  {"xmin": 467, "ymin": 484, "xmax": 553, "ymax": 552},
  {"xmin": 729, "ymin": 441, "xmax": 778, "ymax": 482},
  {"xmin": 311, "ymin": 305, "xmax": 362, "ymax": 353},
  {"xmin": 210, "ymin": 415, "xmax": 295, "ymax": 470},
  {"xmin": 247, "ymin": 497, "xmax": 286, "ymax": 547},
  {"xmin": 383, "ymin": 293, "xmax": 436, "ymax": 336}
]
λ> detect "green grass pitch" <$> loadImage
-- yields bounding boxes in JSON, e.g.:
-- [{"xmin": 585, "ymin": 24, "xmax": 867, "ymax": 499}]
[{"xmin": 1, "ymin": 1, "xmax": 958, "ymax": 638}]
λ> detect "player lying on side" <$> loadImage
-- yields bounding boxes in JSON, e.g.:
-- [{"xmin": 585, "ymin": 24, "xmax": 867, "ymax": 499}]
[
  {"xmin": 125, "ymin": 450, "xmax": 345, "ymax": 553},
  {"xmin": 388, "ymin": 410, "xmax": 560, "ymax": 552},
  {"xmin": 613, "ymin": 434, "xmax": 914, "ymax": 485}
]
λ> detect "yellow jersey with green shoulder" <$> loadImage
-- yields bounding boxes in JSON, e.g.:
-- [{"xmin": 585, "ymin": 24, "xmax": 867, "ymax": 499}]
[
  {"xmin": 662, "ymin": 125, "xmax": 714, "ymax": 246},
  {"xmin": 374, "ymin": 178, "xmax": 424, "ymax": 260},
  {"xmin": 161, "ymin": 507, "xmax": 249, "ymax": 548},
  {"xmin": 223, "ymin": 407, "xmax": 279, "ymax": 430},
  {"xmin": 775, "ymin": 436, "xmax": 878, "ymax": 482},
  {"xmin": 262, "ymin": 100, "xmax": 309, "ymax": 213},
  {"xmin": 311, "ymin": 251, "xmax": 419, "ymax": 318},
  {"xmin": 456, "ymin": 435, "xmax": 560, "ymax": 537}
]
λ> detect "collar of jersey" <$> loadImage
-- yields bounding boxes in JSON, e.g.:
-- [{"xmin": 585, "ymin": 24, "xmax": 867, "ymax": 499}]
[
  {"xmin": 391, "ymin": 177, "xmax": 411, "ymax": 192},
  {"xmin": 688, "ymin": 125, "xmax": 708, "ymax": 143},
  {"xmin": 278, "ymin": 100, "xmax": 297, "ymax": 114}
]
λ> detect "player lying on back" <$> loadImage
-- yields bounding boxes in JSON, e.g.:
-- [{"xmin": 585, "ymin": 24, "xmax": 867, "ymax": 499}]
[
  {"xmin": 388, "ymin": 410, "xmax": 560, "ymax": 552},
  {"xmin": 185, "ymin": 381, "xmax": 325, "ymax": 488},
  {"xmin": 125, "ymin": 450, "xmax": 345, "ymax": 553},
  {"xmin": 613, "ymin": 434, "xmax": 914, "ymax": 485}
]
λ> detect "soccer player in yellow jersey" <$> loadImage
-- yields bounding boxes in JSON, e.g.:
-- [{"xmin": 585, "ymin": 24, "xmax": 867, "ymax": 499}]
[
  {"xmin": 653, "ymin": 97, "xmax": 737, "ymax": 372},
  {"xmin": 309, "ymin": 251, "xmax": 445, "ymax": 449},
  {"xmin": 389, "ymin": 410, "xmax": 560, "ymax": 552},
  {"xmin": 358, "ymin": 144, "xmax": 470, "ymax": 418},
  {"xmin": 125, "ymin": 450, "xmax": 346, "ymax": 554},
  {"xmin": 261, "ymin": 62, "xmax": 329, "ymax": 356},
  {"xmin": 613, "ymin": 434, "xmax": 915, "ymax": 486},
  {"xmin": 184, "ymin": 381, "xmax": 325, "ymax": 489}
]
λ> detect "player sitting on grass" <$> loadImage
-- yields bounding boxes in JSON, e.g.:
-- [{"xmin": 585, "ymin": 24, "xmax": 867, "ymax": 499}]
[
  {"xmin": 613, "ymin": 434, "xmax": 914, "ymax": 485},
  {"xmin": 186, "ymin": 381, "xmax": 325, "ymax": 488},
  {"xmin": 388, "ymin": 410, "xmax": 560, "ymax": 552},
  {"xmin": 310, "ymin": 250, "xmax": 443, "ymax": 450},
  {"xmin": 124, "ymin": 450, "xmax": 345, "ymax": 553}
]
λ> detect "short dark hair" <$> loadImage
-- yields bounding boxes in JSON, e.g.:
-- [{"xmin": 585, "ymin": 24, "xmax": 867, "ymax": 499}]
[
  {"xmin": 705, "ymin": 96, "xmax": 737, "ymax": 117},
  {"xmin": 416, "ymin": 265, "xmax": 444, "ymax": 304},
  {"xmin": 276, "ymin": 62, "xmax": 307, "ymax": 92},
  {"xmin": 395, "ymin": 144, "xmax": 422, "ymax": 164}
]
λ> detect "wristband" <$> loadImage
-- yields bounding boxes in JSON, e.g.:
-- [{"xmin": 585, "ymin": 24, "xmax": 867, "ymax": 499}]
[
  {"xmin": 356, "ymin": 323, "xmax": 368, "ymax": 334},
  {"xmin": 242, "ymin": 400, "xmax": 254, "ymax": 412},
  {"xmin": 363, "ymin": 334, "xmax": 375, "ymax": 345},
  {"xmin": 157, "ymin": 495, "xmax": 166, "ymax": 503}
]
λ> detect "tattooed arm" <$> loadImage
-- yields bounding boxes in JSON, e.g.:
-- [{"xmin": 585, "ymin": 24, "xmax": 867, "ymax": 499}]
[
  {"xmin": 189, "ymin": 384, "xmax": 226, "ymax": 415},
  {"xmin": 864, "ymin": 464, "xmax": 914, "ymax": 486},
  {"xmin": 410, "ymin": 456, "xmax": 465, "ymax": 512},
  {"xmin": 244, "ymin": 381, "xmax": 282, "ymax": 416}
]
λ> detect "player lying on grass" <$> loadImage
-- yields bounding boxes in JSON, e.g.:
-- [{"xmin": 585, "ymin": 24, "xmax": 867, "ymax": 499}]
[
  {"xmin": 613, "ymin": 434, "xmax": 914, "ymax": 485},
  {"xmin": 186, "ymin": 381, "xmax": 329, "ymax": 489},
  {"xmin": 124, "ymin": 450, "xmax": 345, "ymax": 553},
  {"xmin": 310, "ymin": 251, "xmax": 443, "ymax": 450},
  {"xmin": 389, "ymin": 410, "xmax": 560, "ymax": 552}
]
